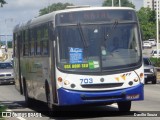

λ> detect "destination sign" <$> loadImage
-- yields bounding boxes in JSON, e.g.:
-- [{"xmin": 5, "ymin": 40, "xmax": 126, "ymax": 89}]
[{"xmin": 56, "ymin": 10, "xmax": 136, "ymax": 24}]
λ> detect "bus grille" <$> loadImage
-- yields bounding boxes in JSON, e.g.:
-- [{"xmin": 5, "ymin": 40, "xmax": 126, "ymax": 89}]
[
  {"xmin": 81, "ymin": 94, "xmax": 125, "ymax": 101},
  {"xmin": 81, "ymin": 83, "xmax": 123, "ymax": 89}
]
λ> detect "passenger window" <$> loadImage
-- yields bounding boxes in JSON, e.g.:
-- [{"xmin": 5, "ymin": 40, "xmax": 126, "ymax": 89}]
[{"xmin": 36, "ymin": 29, "xmax": 41, "ymax": 55}]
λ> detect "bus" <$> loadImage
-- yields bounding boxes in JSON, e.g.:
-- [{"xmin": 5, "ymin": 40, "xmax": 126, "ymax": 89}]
[{"xmin": 13, "ymin": 7, "xmax": 144, "ymax": 112}]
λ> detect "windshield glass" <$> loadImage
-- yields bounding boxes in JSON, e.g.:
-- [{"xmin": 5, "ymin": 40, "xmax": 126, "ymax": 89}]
[
  {"xmin": 0, "ymin": 62, "xmax": 13, "ymax": 69},
  {"xmin": 56, "ymin": 22, "xmax": 141, "ymax": 73}
]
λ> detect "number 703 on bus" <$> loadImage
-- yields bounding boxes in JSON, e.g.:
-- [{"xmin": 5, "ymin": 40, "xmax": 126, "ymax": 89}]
[{"xmin": 80, "ymin": 78, "xmax": 93, "ymax": 84}]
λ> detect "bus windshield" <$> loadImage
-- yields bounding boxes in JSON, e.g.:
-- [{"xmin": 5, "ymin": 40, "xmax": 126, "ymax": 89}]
[
  {"xmin": 56, "ymin": 10, "xmax": 141, "ymax": 73},
  {"xmin": 57, "ymin": 22, "xmax": 141, "ymax": 73}
]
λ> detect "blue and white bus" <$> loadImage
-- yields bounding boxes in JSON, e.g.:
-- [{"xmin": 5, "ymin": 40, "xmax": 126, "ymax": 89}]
[{"xmin": 13, "ymin": 7, "xmax": 144, "ymax": 112}]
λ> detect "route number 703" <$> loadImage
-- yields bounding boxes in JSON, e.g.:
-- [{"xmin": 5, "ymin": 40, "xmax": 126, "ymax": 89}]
[{"xmin": 80, "ymin": 78, "xmax": 93, "ymax": 84}]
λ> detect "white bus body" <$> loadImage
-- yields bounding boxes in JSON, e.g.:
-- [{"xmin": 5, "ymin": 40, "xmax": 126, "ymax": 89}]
[{"xmin": 13, "ymin": 7, "xmax": 144, "ymax": 112}]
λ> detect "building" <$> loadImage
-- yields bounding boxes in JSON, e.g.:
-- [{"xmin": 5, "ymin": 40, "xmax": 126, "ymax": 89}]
[{"xmin": 144, "ymin": 0, "xmax": 160, "ymax": 18}]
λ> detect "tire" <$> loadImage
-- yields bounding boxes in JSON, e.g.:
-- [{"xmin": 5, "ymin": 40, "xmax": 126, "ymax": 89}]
[
  {"xmin": 152, "ymin": 78, "xmax": 157, "ymax": 84},
  {"xmin": 46, "ymin": 91, "xmax": 52, "ymax": 110},
  {"xmin": 145, "ymin": 79, "xmax": 148, "ymax": 84},
  {"xmin": 23, "ymin": 80, "xmax": 33, "ymax": 107},
  {"xmin": 45, "ymin": 84, "xmax": 54, "ymax": 113},
  {"xmin": 117, "ymin": 101, "xmax": 131, "ymax": 112},
  {"xmin": 46, "ymin": 84, "xmax": 60, "ymax": 117}
]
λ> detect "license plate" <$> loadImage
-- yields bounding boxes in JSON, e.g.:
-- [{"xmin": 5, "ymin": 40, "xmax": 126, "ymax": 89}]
[{"xmin": 126, "ymin": 94, "xmax": 140, "ymax": 100}]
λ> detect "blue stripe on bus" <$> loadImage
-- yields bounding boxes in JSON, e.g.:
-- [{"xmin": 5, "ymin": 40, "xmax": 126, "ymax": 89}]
[{"xmin": 57, "ymin": 84, "xmax": 144, "ymax": 106}]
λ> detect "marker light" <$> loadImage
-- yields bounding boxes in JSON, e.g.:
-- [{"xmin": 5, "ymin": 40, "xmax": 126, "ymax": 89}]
[
  {"xmin": 140, "ymin": 73, "xmax": 144, "ymax": 79},
  {"xmin": 58, "ymin": 77, "xmax": 63, "ymax": 82}
]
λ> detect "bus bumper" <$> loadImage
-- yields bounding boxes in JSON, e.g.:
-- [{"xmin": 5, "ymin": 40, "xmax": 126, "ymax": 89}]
[{"xmin": 57, "ymin": 83, "xmax": 144, "ymax": 106}]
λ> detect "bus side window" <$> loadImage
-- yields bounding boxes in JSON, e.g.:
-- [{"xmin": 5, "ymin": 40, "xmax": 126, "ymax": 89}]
[
  {"xmin": 23, "ymin": 30, "xmax": 29, "ymax": 56},
  {"xmin": 42, "ymin": 24, "xmax": 49, "ymax": 55},
  {"xmin": 36, "ymin": 28, "xmax": 41, "ymax": 55},
  {"xmin": 30, "ymin": 29, "xmax": 35, "ymax": 56},
  {"xmin": 13, "ymin": 33, "xmax": 16, "ymax": 57}
]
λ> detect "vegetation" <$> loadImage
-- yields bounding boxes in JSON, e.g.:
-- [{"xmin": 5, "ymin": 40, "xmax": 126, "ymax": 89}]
[
  {"xmin": 37, "ymin": 1, "xmax": 156, "ymax": 40},
  {"xmin": 39, "ymin": 2, "xmax": 74, "ymax": 16},
  {"xmin": 137, "ymin": 7, "xmax": 156, "ymax": 40},
  {"xmin": 0, "ymin": 0, "xmax": 6, "ymax": 7},
  {"xmin": 102, "ymin": 0, "xmax": 135, "ymax": 8},
  {"xmin": 150, "ymin": 57, "xmax": 160, "ymax": 67},
  {"xmin": 0, "ymin": 41, "xmax": 12, "ymax": 49},
  {"xmin": 7, "ymin": 41, "xmax": 12, "ymax": 48},
  {"xmin": 0, "ymin": 104, "xmax": 7, "ymax": 118}
]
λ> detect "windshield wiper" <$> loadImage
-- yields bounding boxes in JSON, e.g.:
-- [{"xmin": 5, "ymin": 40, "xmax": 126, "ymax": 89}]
[
  {"xmin": 77, "ymin": 22, "xmax": 89, "ymax": 48},
  {"xmin": 104, "ymin": 20, "xmax": 118, "ymax": 41}
]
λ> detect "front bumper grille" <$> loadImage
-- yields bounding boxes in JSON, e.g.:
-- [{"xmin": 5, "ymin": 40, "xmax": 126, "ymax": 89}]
[{"xmin": 81, "ymin": 83, "xmax": 123, "ymax": 89}]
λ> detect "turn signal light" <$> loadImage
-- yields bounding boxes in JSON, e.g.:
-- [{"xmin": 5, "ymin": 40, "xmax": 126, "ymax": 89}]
[
  {"xmin": 140, "ymin": 73, "xmax": 144, "ymax": 79},
  {"xmin": 58, "ymin": 77, "xmax": 63, "ymax": 82}
]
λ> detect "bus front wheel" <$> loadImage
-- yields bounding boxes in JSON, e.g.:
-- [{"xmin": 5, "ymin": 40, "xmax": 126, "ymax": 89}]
[
  {"xmin": 117, "ymin": 101, "xmax": 131, "ymax": 112},
  {"xmin": 45, "ymin": 83, "xmax": 55, "ymax": 113},
  {"xmin": 23, "ymin": 80, "xmax": 33, "ymax": 107}
]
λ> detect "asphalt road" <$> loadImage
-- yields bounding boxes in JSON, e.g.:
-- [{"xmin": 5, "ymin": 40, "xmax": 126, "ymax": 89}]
[
  {"xmin": 142, "ymin": 44, "xmax": 160, "ymax": 58},
  {"xmin": 0, "ymin": 84, "xmax": 160, "ymax": 120}
]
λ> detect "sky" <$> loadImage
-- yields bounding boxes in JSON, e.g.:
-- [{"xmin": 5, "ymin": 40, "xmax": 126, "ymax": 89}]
[{"xmin": 0, "ymin": 0, "xmax": 143, "ymax": 38}]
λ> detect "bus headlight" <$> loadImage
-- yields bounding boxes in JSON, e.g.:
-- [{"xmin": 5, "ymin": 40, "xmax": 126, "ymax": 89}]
[
  {"xmin": 64, "ymin": 80, "xmax": 70, "ymax": 85},
  {"xmin": 134, "ymin": 78, "xmax": 138, "ymax": 82}
]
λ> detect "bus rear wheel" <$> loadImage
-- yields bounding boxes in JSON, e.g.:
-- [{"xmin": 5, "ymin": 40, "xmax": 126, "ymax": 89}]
[{"xmin": 117, "ymin": 101, "xmax": 131, "ymax": 112}]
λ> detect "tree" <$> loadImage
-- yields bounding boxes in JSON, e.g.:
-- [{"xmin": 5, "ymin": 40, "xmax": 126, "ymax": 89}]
[
  {"xmin": 137, "ymin": 7, "xmax": 156, "ymax": 40},
  {"xmin": 102, "ymin": 0, "xmax": 135, "ymax": 8},
  {"xmin": 39, "ymin": 2, "xmax": 74, "ymax": 16},
  {"xmin": 0, "ymin": 0, "xmax": 6, "ymax": 7},
  {"xmin": 7, "ymin": 41, "xmax": 12, "ymax": 48}
]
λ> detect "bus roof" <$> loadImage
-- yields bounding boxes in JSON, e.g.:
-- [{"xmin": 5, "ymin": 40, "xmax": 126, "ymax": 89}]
[
  {"xmin": 13, "ymin": 7, "xmax": 135, "ymax": 32},
  {"xmin": 53, "ymin": 6, "xmax": 134, "ymax": 14}
]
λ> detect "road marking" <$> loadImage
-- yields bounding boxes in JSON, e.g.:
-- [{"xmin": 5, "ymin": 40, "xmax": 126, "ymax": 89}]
[{"xmin": 17, "ymin": 117, "xmax": 26, "ymax": 120}]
